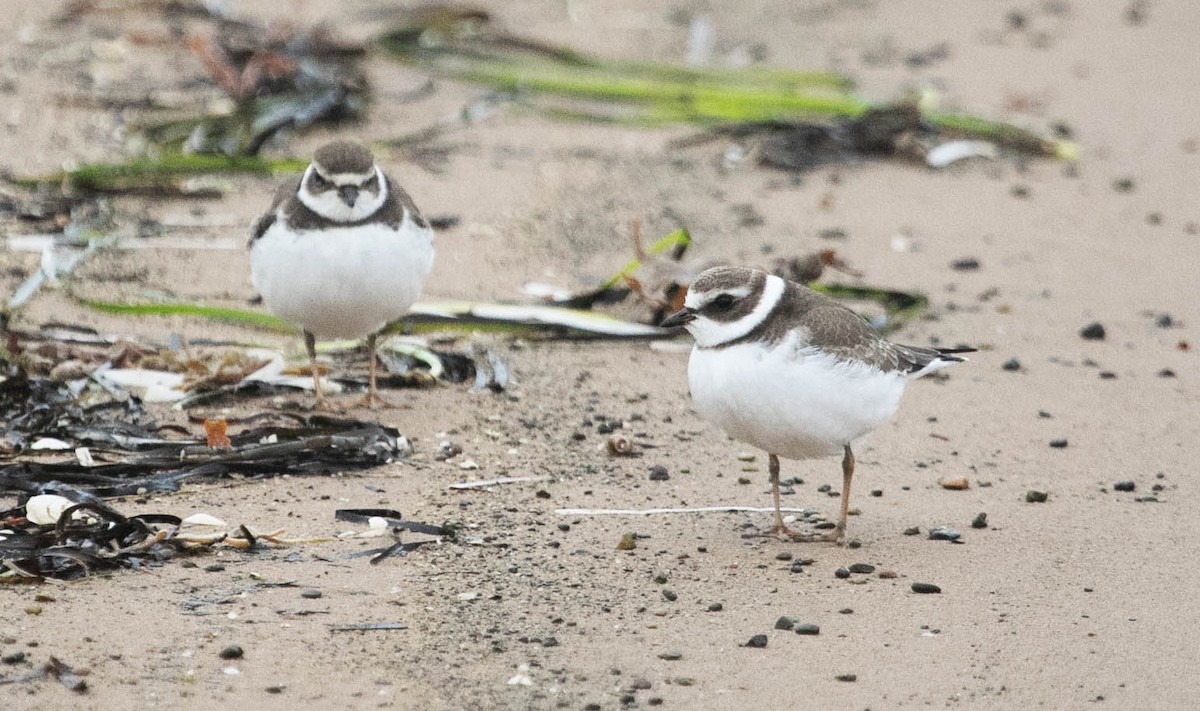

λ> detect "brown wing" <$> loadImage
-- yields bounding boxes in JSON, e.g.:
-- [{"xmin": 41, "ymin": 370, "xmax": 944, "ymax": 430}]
[{"xmin": 248, "ymin": 178, "xmax": 301, "ymax": 247}]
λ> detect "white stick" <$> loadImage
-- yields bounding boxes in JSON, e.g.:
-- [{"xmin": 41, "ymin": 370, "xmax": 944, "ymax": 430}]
[
  {"xmin": 554, "ymin": 506, "xmax": 815, "ymax": 516},
  {"xmin": 449, "ymin": 476, "xmax": 548, "ymax": 490}
]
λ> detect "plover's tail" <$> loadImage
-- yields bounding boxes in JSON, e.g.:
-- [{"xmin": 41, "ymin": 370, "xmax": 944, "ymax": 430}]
[{"xmin": 896, "ymin": 345, "xmax": 976, "ymax": 379}]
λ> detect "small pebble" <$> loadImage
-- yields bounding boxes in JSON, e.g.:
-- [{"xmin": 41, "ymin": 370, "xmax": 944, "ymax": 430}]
[
  {"xmin": 1113, "ymin": 481, "xmax": 1136, "ymax": 492},
  {"xmin": 300, "ymin": 589, "xmax": 322, "ymax": 599},
  {"xmin": 774, "ymin": 616, "xmax": 796, "ymax": 631},
  {"xmin": 903, "ymin": 526, "xmax": 921, "ymax": 536},
  {"xmin": 877, "ymin": 570, "xmax": 898, "ymax": 579},
  {"xmin": 1049, "ymin": 439, "xmax": 1069, "ymax": 449},
  {"xmin": 742, "ymin": 634, "xmax": 768, "ymax": 649},
  {"xmin": 870, "ymin": 489, "xmax": 883, "ymax": 497},
  {"xmin": 1026, "ymin": 490, "xmax": 1049, "ymax": 503},
  {"xmin": 1155, "ymin": 314, "xmax": 1175, "ymax": 328},
  {"xmin": 662, "ymin": 590, "xmax": 678, "ymax": 602},
  {"xmin": 657, "ymin": 651, "xmax": 683, "ymax": 661},
  {"xmin": 847, "ymin": 539, "xmax": 862, "ymax": 549},
  {"xmin": 707, "ymin": 603, "xmax": 723, "ymax": 612},
  {"xmin": 789, "ymin": 561, "xmax": 807, "ymax": 573},
  {"xmin": 1158, "ymin": 368, "xmax": 1176, "ymax": 378},
  {"xmin": 617, "ymin": 533, "xmax": 637, "ymax": 550},
  {"xmin": 928, "ymin": 526, "xmax": 960, "ymax": 541},
  {"xmin": 848, "ymin": 563, "xmax": 876, "ymax": 574},
  {"xmin": 1002, "ymin": 357, "xmax": 1022, "ymax": 371},
  {"xmin": 941, "ymin": 477, "xmax": 970, "ymax": 491},
  {"xmin": 204, "ymin": 564, "xmax": 226, "ymax": 573},
  {"xmin": 911, "ymin": 582, "xmax": 942, "ymax": 594},
  {"xmin": 835, "ymin": 673, "xmax": 857, "ymax": 682},
  {"xmin": 1099, "ymin": 371, "xmax": 1117, "ymax": 380},
  {"xmin": 1080, "ymin": 322, "xmax": 1106, "ymax": 340},
  {"xmin": 838, "ymin": 608, "xmax": 854, "ymax": 614},
  {"xmin": 971, "ymin": 512, "xmax": 989, "ymax": 529},
  {"xmin": 1135, "ymin": 495, "xmax": 1159, "ymax": 503},
  {"xmin": 775, "ymin": 551, "xmax": 793, "ymax": 561},
  {"xmin": 950, "ymin": 257, "xmax": 981, "ymax": 271},
  {"xmin": 218, "ymin": 645, "xmax": 244, "ymax": 660},
  {"xmin": 834, "ymin": 567, "xmax": 851, "ymax": 579},
  {"xmin": 653, "ymin": 573, "xmax": 668, "ymax": 584},
  {"xmin": 794, "ymin": 624, "xmax": 820, "ymax": 636},
  {"xmin": 648, "ymin": 465, "xmax": 670, "ymax": 481}
]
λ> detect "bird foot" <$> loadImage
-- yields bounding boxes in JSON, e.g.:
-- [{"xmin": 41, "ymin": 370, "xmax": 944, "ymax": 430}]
[
  {"xmin": 745, "ymin": 524, "xmax": 846, "ymax": 544},
  {"xmin": 354, "ymin": 391, "xmax": 394, "ymax": 410}
]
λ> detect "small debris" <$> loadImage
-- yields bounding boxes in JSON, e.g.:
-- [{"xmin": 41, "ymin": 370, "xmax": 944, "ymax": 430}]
[
  {"xmin": 742, "ymin": 634, "xmax": 768, "ymax": 649},
  {"xmin": 1049, "ymin": 439, "xmax": 1069, "ymax": 449},
  {"xmin": 903, "ymin": 526, "xmax": 921, "ymax": 536},
  {"xmin": 657, "ymin": 651, "xmax": 683, "ymax": 661},
  {"xmin": 911, "ymin": 582, "xmax": 942, "ymax": 594},
  {"xmin": 1025, "ymin": 490, "xmax": 1050, "ymax": 503},
  {"xmin": 218, "ymin": 645, "xmax": 244, "ymax": 660},
  {"xmin": 835, "ymin": 673, "xmax": 857, "ymax": 682},
  {"xmin": 1113, "ymin": 481, "xmax": 1136, "ymax": 492},
  {"xmin": 940, "ymin": 477, "xmax": 970, "ymax": 490},
  {"xmin": 706, "ymin": 603, "xmax": 723, "ymax": 612},
  {"xmin": 1080, "ymin": 322, "xmax": 1106, "ymax": 340},
  {"xmin": 970, "ymin": 512, "xmax": 989, "ymax": 529},
  {"xmin": 928, "ymin": 526, "xmax": 961, "ymax": 541},
  {"xmin": 950, "ymin": 257, "xmax": 981, "ymax": 271}
]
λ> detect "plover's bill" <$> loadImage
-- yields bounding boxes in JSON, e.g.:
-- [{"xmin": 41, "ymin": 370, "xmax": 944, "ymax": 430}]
[
  {"xmin": 249, "ymin": 140, "xmax": 435, "ymax": 408},
  {"xmin": 661, "ymin": 266, "xmax": 974, "ymax": 543}
]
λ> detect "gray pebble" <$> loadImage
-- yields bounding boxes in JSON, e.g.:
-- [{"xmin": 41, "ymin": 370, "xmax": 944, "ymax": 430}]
[
  {"xmin": 662, "ymin": 589, "xmax": 678, "ymax": 602},
  {"xmin": 1080, "ymin": 322, "xmax": 1106, "ymax": 340},
  {"xmin": 928, "ymin": 526, "xmax": 960, "ymax": 541},
  {"xmin": 848, "ymin": 563, "xmax": 875, "ymax": 574},
  {"xmin": 903, "ymin": 526, "xmax": 921, "ymax": 536},
  {"xmin": 1049, "ymin": 439, "xmax": 1069, "ymax": 448},
  {"xmin": 911, "ymin": 582, "xmax": 942, "ymax": 594},
  {"xmin": 657, "ymin": 651, "xmax": 683, "ymax": 660},
  {"xmin": 1026, "ymin": 490, "xmax": 1049, "ymax": 503},
  {"xmin": 834, "ymin": 567, "xmax": 851, "ymax": 579},
  {"xmin": 218, "ymin": 645, "xmax": 244, "ymax": 660},
  {"xmin": 971, "ymin": 512, "xmax": 988, "ymax": 529},
  {"xmin": 300, "ymin": 589, "xmax": 322, "ymax": 599},
  {"xmin": 743, "ymin": 634, "xmax": 768, "ymax": 648},
  {"xmin": 1113, "ymin": 481, "xmax": 1136, "ymax": 492},
  {"xmin": 774, "ymin": 616, "xmax": 796, "ymax": 631},
  {"xmin": 1002, "ymin": 357, "xmax": 1021, "ymax": 371},
  {"xmin": 707, "ymin": 603, "xmax": 723, "ymax": 612},
  {"xmin": 648, "ymin": 465, "xmax": 670, "ymax": 481},
  {"xmin": 794, "ymin": 624, "xmax": 820, "ymax": 636},
  {"xmin": 835, "ymin": 673, "xmax": 857, "ymax": 682}
]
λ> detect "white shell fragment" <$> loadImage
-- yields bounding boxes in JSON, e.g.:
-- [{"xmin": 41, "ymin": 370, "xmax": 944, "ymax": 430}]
[
  {"xmin": 926, "ymin": 140, "xmax": 997, "ymax": 168},
  {"xmin": 25, "ymin": 494, "xmax": 75, "ymax": 525},
  {"xmin": 182, "ymin": 513, "xmax": 228, "ymax": 528},
  {"xmin": 30, "ymin": 438, "xmax": 72, "ymax": 450}
]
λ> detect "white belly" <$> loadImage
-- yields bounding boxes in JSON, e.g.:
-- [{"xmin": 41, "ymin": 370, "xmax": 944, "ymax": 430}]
[
  {"xmin": 687, "ymin": 339, "xmax": 907, "ymax": 460},
  {"xmin": 250, "ymin": 218, "xmax": 434, "ymax": 339}
]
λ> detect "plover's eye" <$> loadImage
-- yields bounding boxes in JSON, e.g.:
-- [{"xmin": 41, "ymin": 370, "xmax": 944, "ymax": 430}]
[
  {"xmin": 709, "ymin": 293, "xmax": 736, "ymax": 310},
  {"xmin": 364, "ymin": 175, "xmax": 379, "ymax": 190},
  {"xmin": 311, "ymin": 173, "xmax": 330, "ymax": 188}
]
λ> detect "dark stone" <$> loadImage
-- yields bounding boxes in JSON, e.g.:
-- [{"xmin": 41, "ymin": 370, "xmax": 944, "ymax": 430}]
[
  {"xmin": 1025, "ymin": 490, "xmax": 1049, "ymax": 503},
  {"xmin": 950, "ymin": 257, "xmax": 981, "ymax": 271},
  {"xmin": 707, "ymin": 603, "xmax": 723, "ymax": 612},
  {"xmin": 536, "ymin": 490, "xmax": 552, "ymax": 499},
  {"xmin": 662, "ymin": 589, "xmax": 678, "ymax": 602},
  {"xmin": 834, "ymin": 567, "xmax": 851, "ymax": 579},
  {"xmin": 2, "ymin": 651, "xmax": 26, "ymax": 665},
  {"xmin": 870, "ymin": 489, "xmax": 883, "ymax": 497},
  {"xmin": 839, "ymin": 608, "xmax": 854, "ymax": 614},
  {"xmin": 903, "ymin": 526, "xmax": 921, "ymax": 536},
  {"xmin": 1156, "ymin": 314, "xmax": 1176, "ymax": 328},
  {"xmin": 1080, "ymin": 322, "xmax": 1106, "ymax": 340},
  {"xmin": 743, "ymin": 634, "xmax": 768, "ymax": 648},
  {"xmin": 775, "ymin": 551, "xmax": 793, "ymax": 561},
  {"xmin": 1002, "ymin": 357, "xmax": 1022, "ymax": 371},
  {"xmin": 794, "ymin": 624, "xmax": 820, "ymax": 636},
  {"xmin": 928, "ymin": 526, "xmax": 960, "ymax": 541},
  {"xmin": 835, "ymin": 673, "xmax": 857, "ymax": 682},
  {"xmin": 774, "ymin": 616, "xmax": 796, "ymax": 631},
  {"xmin": 1049, "ymin": 439, "xmax": 1069, "ymax": 448},
  {"xmin": 648, "ymin": 465, "xmax": 670, "ymax": 481},
  {"xmin": 847, "ymin": 563, "xmax": 875, "ymax": 574},
  {"xmin": 571, "ymin": 432, "xmax": 586, "ymax": 441},
  {"xmin": 557, "ymin": 523, "xmax": 570, "ymax": 531},
  {"xmin": 219, "ymin": 645, "xmax": 244, "ymax": 660},
  {"xmin": 300, "ymin": 589, "xmax": 322, "ymax": 599},
  {"xmin": 911, "ymin": 582, "xmax": 942, "ymax": 594},
  {"xmin": 1099, "ymin": 371, "xmax": 1117, "ymax": 380},
  {"xmin": 1112, "ymin": 177, "xmax": 1135, "ymax": 193},
  {"xmin": 1113, "ymin": 481, "xmax": 1136, "ymax": 492},
  {"xmin": 971, "ymin": 512, "xmax": 988, "ymax": 529},
  {"xmin": 204, "ymin": 564, "xmax": 225, "ymax": 572},
  {"xmin": 1158, "ymin": 368, "xmax": 1176, "ymax": 378}
]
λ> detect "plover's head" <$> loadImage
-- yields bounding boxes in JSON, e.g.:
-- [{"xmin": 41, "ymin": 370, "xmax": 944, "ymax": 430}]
[
  {"xmin": 297, "ymin": 141, "xmax": 388, "ymax": 222},
  {"xmin": 660, "ymin": 266, "xmax": 785, "ymax": 347}
]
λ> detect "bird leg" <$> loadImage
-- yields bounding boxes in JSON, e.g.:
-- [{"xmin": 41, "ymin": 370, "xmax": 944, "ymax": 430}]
[
  {"xmin": 355, "ymin": 333, "xmax": 393, "ymax": 410},
  {"xmin": 832, "ymin": 444, "xmax": 856, "ymax": 545},
  {"xmin": 762, "ymin": 453, "xmax": 804, "ymax": 539},
  {"xmin": 303, "ymin": 330, "xmax": 331, "ymax": 410}
]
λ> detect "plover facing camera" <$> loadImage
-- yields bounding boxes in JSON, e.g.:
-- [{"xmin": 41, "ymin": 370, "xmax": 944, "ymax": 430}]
[{"xmin": 249, "ymin": 141, "xmax": 435, "ymax": 408}]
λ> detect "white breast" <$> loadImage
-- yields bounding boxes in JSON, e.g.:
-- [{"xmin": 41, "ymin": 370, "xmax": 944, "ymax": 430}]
[
  {"xmin": 686, "ymin": 336, "xmax": 907, "ymax": 460},
  {"xmin": 250, "ymin": 214, "xmax": 435, "ymax": 339}
]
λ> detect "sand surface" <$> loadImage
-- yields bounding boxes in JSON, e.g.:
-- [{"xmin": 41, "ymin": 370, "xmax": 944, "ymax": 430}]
[{"xmin": 1, "ymin": 1, "xmax": 1198, "ymax": 709}]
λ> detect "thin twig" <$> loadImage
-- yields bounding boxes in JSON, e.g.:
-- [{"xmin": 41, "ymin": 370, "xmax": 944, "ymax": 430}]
[
  {"xmin": 555, "ymin": 506, "xmax": 816, "ymax": 516},
  {"xmin": 449, "ymin": 476, "xmax": 547, "ymax": 490}
]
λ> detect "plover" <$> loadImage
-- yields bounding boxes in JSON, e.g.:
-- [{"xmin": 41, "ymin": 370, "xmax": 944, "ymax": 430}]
[
  {"xmin": 661, "ymin": 266, "xmax": 973, "ymax": 543},
  {"xmin": 249, "ymin": 140, "xmax": 435, "ymax": 407}
]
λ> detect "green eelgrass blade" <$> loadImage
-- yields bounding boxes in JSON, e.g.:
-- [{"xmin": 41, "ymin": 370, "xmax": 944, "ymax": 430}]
[
  {"xmin": 600, "ymin": 228, "xmax": 692, "ymax": 289},
  {"xmin": 15, "ymin": 155, "xmax": 309, "ymax": 193}
]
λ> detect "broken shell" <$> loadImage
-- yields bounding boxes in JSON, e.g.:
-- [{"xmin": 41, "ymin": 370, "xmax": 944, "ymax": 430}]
[
  {"xmin": 182, "ymin": 513, "xmax": 228, "ymax": 527},
  {"xmin": 940, "ymin": 477, "xmax": 970, "ymax": 491},
  {"xmin": 606, "ymin": 436, "xmax": 634, "ymax": 456},
  {"xmin": 25, "ymin": 494, "xmax": 74, "ymax": 525}
]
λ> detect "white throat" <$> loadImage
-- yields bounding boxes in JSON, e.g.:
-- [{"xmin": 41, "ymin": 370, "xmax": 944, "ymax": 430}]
[
  {"xmin": 297, "ymin": 165, "xmax": 388, "ymax": 223},
  {"xmin": 687, "ymin": 274, "xmax": 786, "ymax": 347}
]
